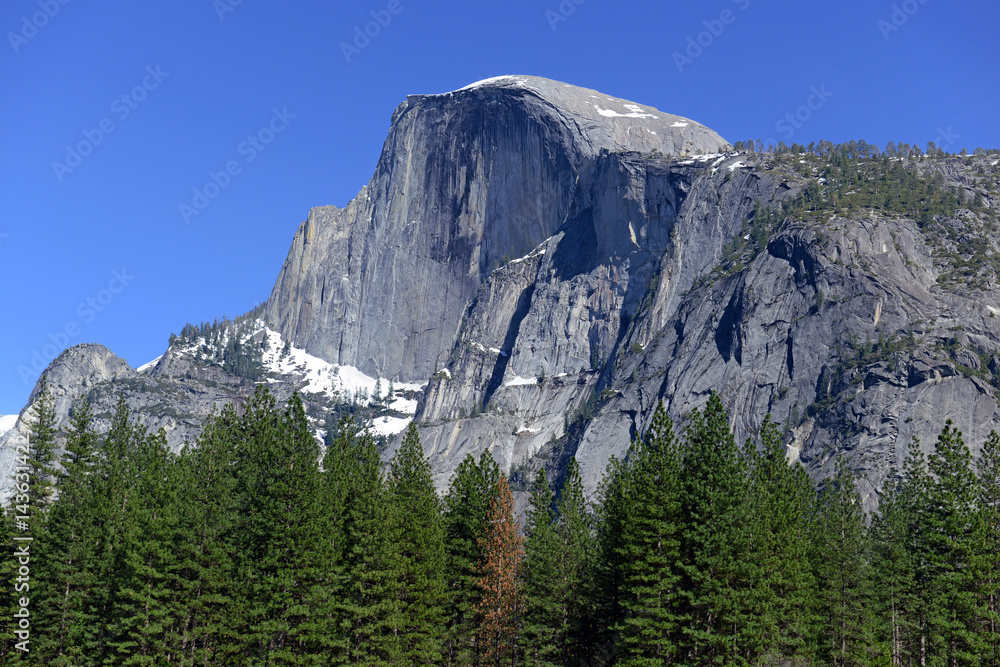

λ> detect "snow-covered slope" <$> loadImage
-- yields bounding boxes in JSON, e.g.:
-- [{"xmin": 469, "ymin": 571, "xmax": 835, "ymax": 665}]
[
  {"xmin": 161, "ymin": 324, "xmax": 424, "ymax": 439},
  {"xmin": 258, "ymin": 328, "xmax": 423, "ymax": 437},
  {"xmin": 0, "ymin": 415, "xmax": 17, "ymax": 440}
]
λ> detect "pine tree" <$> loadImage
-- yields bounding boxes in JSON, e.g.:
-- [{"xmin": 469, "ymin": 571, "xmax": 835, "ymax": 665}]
[
  {"xmin": 552, "ymin": 459, "xmax": 594, "ymax": 665},
  {"xmin": 870, "ymin": 484, "xmax": 914, "ymax": 667},
  {"xmin": 168, "ymin": 412, "xmax": 240, "ymax": 664},
  {"xmin": 389, "ymin": 423, "xmax": 447, "ymax": 665},
  {"xmin": 88, "ymin": 394, "xmax": 154, "ymax": 663},
  {"xmin": 32, "ymin": 398, "xmax": 103, "ymax": 666},
  {"xmin": 678, "ymin": 392, "xmax": 749, "ymax": 664},
  {"xmin": 921, "ymin": 421, "xmax": 983, "ymax": 663},
  {"xmin": 590, "ymin": 455, "xmax": 629, "ymax": 665},
  {"xmin": 443, "ymin": 452, "xmax": 502, "ymax": 665},
  {"xmin": 476, "ymin": 473, "xmax": 524, "ymax": 667},
  {"xmin": 742, "ymin": 415, "xmax": 817, "ymax": 663},
  {"xmin": 25, "ymin": 378, "xmax": 58, "ymax": 513},
  {"xmin": 102, "ymin": 430, "xmax": 183, "ymax": 665},
  {"xmin": 226, "ymin": 389, "xmax": 329, "ymax": 664},
  {"xmin": 521, "ymin": 461, "xmax": 593, "ymax": 667},
  {"xmin": 328, "ymin": 413, "xmax": 402, "ymax": 665},
  {"xmin": 813, "ymin": 459, "xmax": 877, "ymax": 666},
  {"xmin": 310, "ymin": 413, "xmax": 361, "ymax": 662},
  {"xmin": 977, "ymin": 430, "xmax": 1000, "ymax": 665},
  {"xmin": 870, "ymin": 444, "xmax": 929, "ymax": 667},
  {"xmin": 617, "ymin": 401, "xmax": 685, "ymax": 666},
  {"xmin": 521, "ymin": 469, "xmax": 560, "ymax": 667}
]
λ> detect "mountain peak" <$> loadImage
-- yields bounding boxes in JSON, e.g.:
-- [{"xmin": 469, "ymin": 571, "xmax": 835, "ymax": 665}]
[{"xmin": 404, "ymin": 75, "xmax": 730, "ymax": 158}]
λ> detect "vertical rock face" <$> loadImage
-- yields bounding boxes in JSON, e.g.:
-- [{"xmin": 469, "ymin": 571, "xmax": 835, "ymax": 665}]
[
  {"xmin": 264, "ymin": 76, "xmax": 730, "ymax": 382},
  {"xmin": 4, "ymin": 76, "xmax": 998, "ymax": 512},
  {"xmin": 407, "ymin": 152, "xmax": 790, "ymax": 490}
]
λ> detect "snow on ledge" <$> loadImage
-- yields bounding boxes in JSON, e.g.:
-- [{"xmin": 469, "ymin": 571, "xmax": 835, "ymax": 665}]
[
  {"xmin": 136, "ymin": 355, "xmax": 163, "ymax": 373},
  {"xmin": 505, "ymin": 375, "xmax": 539, "ymax": 387}
]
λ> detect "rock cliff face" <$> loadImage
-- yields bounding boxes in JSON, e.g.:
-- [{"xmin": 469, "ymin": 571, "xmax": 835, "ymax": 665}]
[
  {"xmin": 264, "ymin": 75, "xmax": 729, "ymax": 383},
  {"xmin": 3, "ymin": 76, "xmax": 999, "ymax": 510}
]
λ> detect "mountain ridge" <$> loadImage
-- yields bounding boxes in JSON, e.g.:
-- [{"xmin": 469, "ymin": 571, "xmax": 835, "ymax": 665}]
[{"xmin": 2, "ymin": 77, "xmax": 999, "ymax": 511}]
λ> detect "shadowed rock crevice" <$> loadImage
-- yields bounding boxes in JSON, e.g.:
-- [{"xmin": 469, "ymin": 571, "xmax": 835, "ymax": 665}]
[
  {"xmin": 715, "ymin": 290, "xmax": 744, "ymax": 365},
  {"xmin": 482, "ymin": 284, "xmax": 537, "ymax": 408},
  {"xmin": 551, "ymin": 208, "xmax": 600, "ymax": 281}
]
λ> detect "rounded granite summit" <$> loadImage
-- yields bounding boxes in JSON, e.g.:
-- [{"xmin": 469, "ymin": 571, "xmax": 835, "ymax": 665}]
[{"xmin": 424, "ymin": 75, "xmax": 731, "ymax": 158}]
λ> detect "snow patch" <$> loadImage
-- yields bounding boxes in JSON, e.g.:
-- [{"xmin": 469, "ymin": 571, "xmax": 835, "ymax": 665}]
[
  {"xmin": 727, "ymin": 160, "xmax": 747, "ymax": 172},
  {"xmin": 670, "ymin": 121, "xmax": 689, "ymax": 127},
  {"xmin": 472, "ymin": 342, "xmax": 507, "ymax": 356},
  {"xmin": 593, "ymin": 105, "xmax": 658, "ymax": 119},
  {"xmin": 457, "ymin": 75, "xmax": 528, "ymax": 91},
  {"xmin": 370, "ymin": 415, "xmax": 412, "ymax": 437},
  {"xmin": 260, "ymin": 328, "xmax": 424, "ymax": 403},
  {"xmin": 136, "ymin": 355, "xmax": 162, "ymax": 373},
  {"xmin": 508, "ymin": 246, "xmax": 546, "ymax": 265},
  {"xmin": 505, "ymin": 375, "xmax": 539, "ymax": 387},
  {"xmin": 0, "ymin": 415, "xmax": 17, "ymax": 439},
  {"xmin": 390, "ymin": 396, "xmax": 418, "ymax": 413}
]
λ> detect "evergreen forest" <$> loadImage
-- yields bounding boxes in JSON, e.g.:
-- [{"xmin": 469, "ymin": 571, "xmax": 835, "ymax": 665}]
[{"xmin": 2, "ymin": 382, "xmax": 999, "ymax": 666}]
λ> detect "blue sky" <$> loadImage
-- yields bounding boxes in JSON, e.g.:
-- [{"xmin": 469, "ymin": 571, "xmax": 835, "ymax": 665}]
[{"xmin": 1, "ymin": 0, "xmax": 997, "ymax": 415}]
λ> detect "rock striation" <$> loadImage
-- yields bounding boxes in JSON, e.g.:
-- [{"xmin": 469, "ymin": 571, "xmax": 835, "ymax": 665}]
[{"xmin": 263, "ymin": 75, "xmax": 729, "ymax": 383}]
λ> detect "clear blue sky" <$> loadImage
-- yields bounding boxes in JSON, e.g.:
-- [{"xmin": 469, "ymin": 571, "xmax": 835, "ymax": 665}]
[{"xmin": 1, "ymin": 0, "xmax": 997, "ymax": 415}]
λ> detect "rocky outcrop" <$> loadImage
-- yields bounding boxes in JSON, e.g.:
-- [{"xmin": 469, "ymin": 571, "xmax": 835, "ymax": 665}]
[
  {"xmin": 3, "ymin": 77, "xmax": 998, "ymax": 512},
  {"xmin": 0, "ymin": 345, "xmax": 135, "ymax": 493}
]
